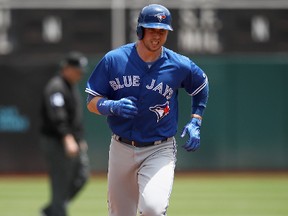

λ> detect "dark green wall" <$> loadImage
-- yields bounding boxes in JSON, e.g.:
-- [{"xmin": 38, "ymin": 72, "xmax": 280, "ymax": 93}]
[{"xmin": 81, "ymin": 54, "xmax": 288, "ymax": 172}]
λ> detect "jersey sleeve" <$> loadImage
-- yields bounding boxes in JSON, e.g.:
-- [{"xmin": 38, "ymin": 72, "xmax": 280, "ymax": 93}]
[
  {"xmin": 85, "ymin": 56, "xmax": 111, "ymax": 100},
  {"xmin": 182, "ymin": 61, "xmax": 209, "ymax": 116},
  {"xmin": 181, "ymin": 61, "xmax": 207, "ymax": 95}
]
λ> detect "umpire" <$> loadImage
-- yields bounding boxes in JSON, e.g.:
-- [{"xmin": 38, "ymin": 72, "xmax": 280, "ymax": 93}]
[{"xmin": 40, "ymin": 52, "xmax": 90, "ymax": 216}]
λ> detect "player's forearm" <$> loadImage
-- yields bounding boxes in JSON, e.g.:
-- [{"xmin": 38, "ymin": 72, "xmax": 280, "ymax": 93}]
[{"xmin": 87, "ymin": 96, "xmax": 103, "ymax": 115}]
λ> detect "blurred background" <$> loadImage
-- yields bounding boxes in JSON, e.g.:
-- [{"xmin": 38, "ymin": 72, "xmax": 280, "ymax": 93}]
[{"xmin": 0, "ymin": 0, "xmax": 288, "ymax": 173}]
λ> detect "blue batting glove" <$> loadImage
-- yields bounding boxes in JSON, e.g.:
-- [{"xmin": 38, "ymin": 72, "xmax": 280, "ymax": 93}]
[
  {"xmin": 181, "ymin": 118, "xmax": 201, "ymax": 152},
  {"xmin": 97, "ymin": 96, "xmax": 138, "ymax": 119},
  {"xmin": 110, "ymin": 96, "xmax": 138, "ymax": 118}
]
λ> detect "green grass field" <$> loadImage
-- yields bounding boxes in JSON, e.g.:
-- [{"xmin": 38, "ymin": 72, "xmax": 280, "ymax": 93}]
[{"xmin": 0, "ymin": 172, "xmax": 287, "ymax": 216}]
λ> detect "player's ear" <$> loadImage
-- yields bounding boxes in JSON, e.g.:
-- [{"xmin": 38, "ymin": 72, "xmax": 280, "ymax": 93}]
[{"xmin": 137, "ymin": 26, "xmax": 144, "ymax": 40}]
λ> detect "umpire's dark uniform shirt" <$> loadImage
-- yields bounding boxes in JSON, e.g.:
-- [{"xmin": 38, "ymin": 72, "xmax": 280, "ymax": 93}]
[{"xmin": 41, "ymin": 75, "xmax": 84, "ymax": 142}]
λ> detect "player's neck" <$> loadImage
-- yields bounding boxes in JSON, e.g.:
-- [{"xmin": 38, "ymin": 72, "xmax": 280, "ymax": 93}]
[{"xmin": 136, "ymin": 41, "xmax": 162, "ymax": 63}]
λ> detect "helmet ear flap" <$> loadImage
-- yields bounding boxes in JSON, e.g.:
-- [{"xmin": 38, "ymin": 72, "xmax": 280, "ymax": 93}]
[{"xmin": 136, "ymin": 26, "xmax": 144, "ymax": 40}]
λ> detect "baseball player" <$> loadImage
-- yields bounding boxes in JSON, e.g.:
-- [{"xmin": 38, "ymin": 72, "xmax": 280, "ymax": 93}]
[
  {"xmin": 86, "ymin": 4, "xmax": 209, "ymax": 216},
  {"xmin": 40, "ymin": 52, "xmax": 90, "ymax": 216}
]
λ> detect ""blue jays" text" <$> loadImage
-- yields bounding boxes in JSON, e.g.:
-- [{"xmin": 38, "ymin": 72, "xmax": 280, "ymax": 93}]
[{"xmin": 109, "ymin": 76, "xmax": 174, "ymax": 99}]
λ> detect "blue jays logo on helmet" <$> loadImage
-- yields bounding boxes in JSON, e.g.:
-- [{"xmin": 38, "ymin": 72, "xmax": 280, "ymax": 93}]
[
  {"xmin": 136, "ymin": 4, "xmax": 173, "ymax": 40},
  {"xmin": 149, "ymin": 101, "xmax": 170, "ymax": 123},
  {"xmin": 155, "ymin": 13, "xmax": 166, "ymax": 22}
]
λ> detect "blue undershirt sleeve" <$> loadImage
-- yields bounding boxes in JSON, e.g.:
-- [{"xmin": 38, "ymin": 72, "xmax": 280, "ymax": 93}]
[{"xmin": 192, "ymin": 82, "xmax": 209, "ymax": 116}]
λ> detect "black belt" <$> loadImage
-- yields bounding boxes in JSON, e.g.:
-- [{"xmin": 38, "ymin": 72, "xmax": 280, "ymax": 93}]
[{"xmin": 113, "ymin": 134, "xmax": 173, "ymax": 147}]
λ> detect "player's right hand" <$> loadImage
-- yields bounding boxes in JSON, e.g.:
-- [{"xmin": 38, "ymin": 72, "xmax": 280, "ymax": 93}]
[{"xmin": 110, "ymin": 96, "xmax": 138, "ymax": 119}]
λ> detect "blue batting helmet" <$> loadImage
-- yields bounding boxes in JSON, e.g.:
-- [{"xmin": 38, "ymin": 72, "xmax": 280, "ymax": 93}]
[{"xmin": 136, "ymin": 4, "xmax": 173, "ymax": 40}]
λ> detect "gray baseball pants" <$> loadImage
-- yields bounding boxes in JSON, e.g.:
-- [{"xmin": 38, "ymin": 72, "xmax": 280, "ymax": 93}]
[{"xmin": 107, "ymin": 136, "xmax": 177, "ymax": 216}]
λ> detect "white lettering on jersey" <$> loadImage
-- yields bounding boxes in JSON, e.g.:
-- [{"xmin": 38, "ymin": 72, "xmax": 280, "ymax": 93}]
[
  {"xmin": 109, "ymin": 77, "xmax": 174, "ymax": 100},
  {"xmin": 123, "ymin": 76, "xmax": 132, "ymax": 87},
  {"xmin": 132, "ymin": 76, "xmax": 140, "ymax": 87},
  {"xmin": 146, "ymin": 79, "xmax": 174, "ymax": 100},
  {"xmin": 146, "ymin": 79, "xmax": 156, "ymax": 89},
  {"xmin": 115, "ymin": 78, "xmax": 124, "ymax": 89},
  {"xmin": 109, "ymin": 75, "xmax": 140, "ymax": 90}
]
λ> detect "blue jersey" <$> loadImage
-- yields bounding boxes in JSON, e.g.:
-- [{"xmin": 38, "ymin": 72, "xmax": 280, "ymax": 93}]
[{"xmin": 86, "ymin": 43, "xmax": 208, "ymax": 143}]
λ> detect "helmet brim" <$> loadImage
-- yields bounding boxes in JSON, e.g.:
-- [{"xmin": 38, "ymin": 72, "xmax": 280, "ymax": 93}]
[{"xmin": 140, "ymin": 23, "xmax": 173, "ymax": 31}]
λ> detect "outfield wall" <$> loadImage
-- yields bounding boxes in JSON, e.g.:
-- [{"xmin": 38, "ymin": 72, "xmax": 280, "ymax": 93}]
[
  {"xmin": 81, "ymin": 54, "xmax": 288, "ymax": 172},
  {"xmin": 0, "ymin": 54, "xmax": 288, "ymax": 172}
]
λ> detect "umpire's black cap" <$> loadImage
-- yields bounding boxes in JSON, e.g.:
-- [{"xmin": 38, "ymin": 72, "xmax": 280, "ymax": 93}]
[{"xmin": 61, "ymin": 51, "xmax": 88, "ymax": 71}]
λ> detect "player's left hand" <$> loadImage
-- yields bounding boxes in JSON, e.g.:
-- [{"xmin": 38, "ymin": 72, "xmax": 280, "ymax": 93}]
[{"xmin": 181, "ymin": 118, "xmax": 201, "ymax": 152}]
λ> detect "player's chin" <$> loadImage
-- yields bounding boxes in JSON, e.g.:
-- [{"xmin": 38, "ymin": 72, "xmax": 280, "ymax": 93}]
[{"xmin": 149, "ymin": 44, "xmax": 162, "ymax": 52}]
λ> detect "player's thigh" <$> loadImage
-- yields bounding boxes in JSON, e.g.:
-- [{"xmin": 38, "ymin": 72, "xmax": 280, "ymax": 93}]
[
  {"xmin": 108, "ymin": 138, "xmax": 139, "ymax": 216},
  {"xmin": 138, "ymin": 141, "xmax": 176, "ymax": 215},
  {"xmin": 108, "ymin": 138, "xmax": 139, "ymax": 178}
]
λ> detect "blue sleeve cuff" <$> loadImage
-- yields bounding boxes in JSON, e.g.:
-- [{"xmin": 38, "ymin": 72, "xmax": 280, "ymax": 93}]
[{"xmin": 97, "ymin": 98, "xmax": 113, "ymax": 116}]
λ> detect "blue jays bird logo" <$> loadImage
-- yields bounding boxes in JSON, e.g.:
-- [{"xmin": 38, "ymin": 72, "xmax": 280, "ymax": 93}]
[
  {"xmin": 149, "ymin": 101, "xmax": 170, "ymax": 123},
  {"xmin": 155, "ymin": 13, "xmax": 166, "ymax": 22}
]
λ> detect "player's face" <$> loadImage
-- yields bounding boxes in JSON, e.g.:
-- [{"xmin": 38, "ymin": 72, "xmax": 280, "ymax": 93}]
[{"xmin": 142, "ymin": 28, "xmax": 168, "ymax": 52}]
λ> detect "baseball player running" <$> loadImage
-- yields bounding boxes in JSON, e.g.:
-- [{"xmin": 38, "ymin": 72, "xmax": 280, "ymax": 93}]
[{"xmin": 85, "ymin": 4, "xmax": 209, "ymax": 216}]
